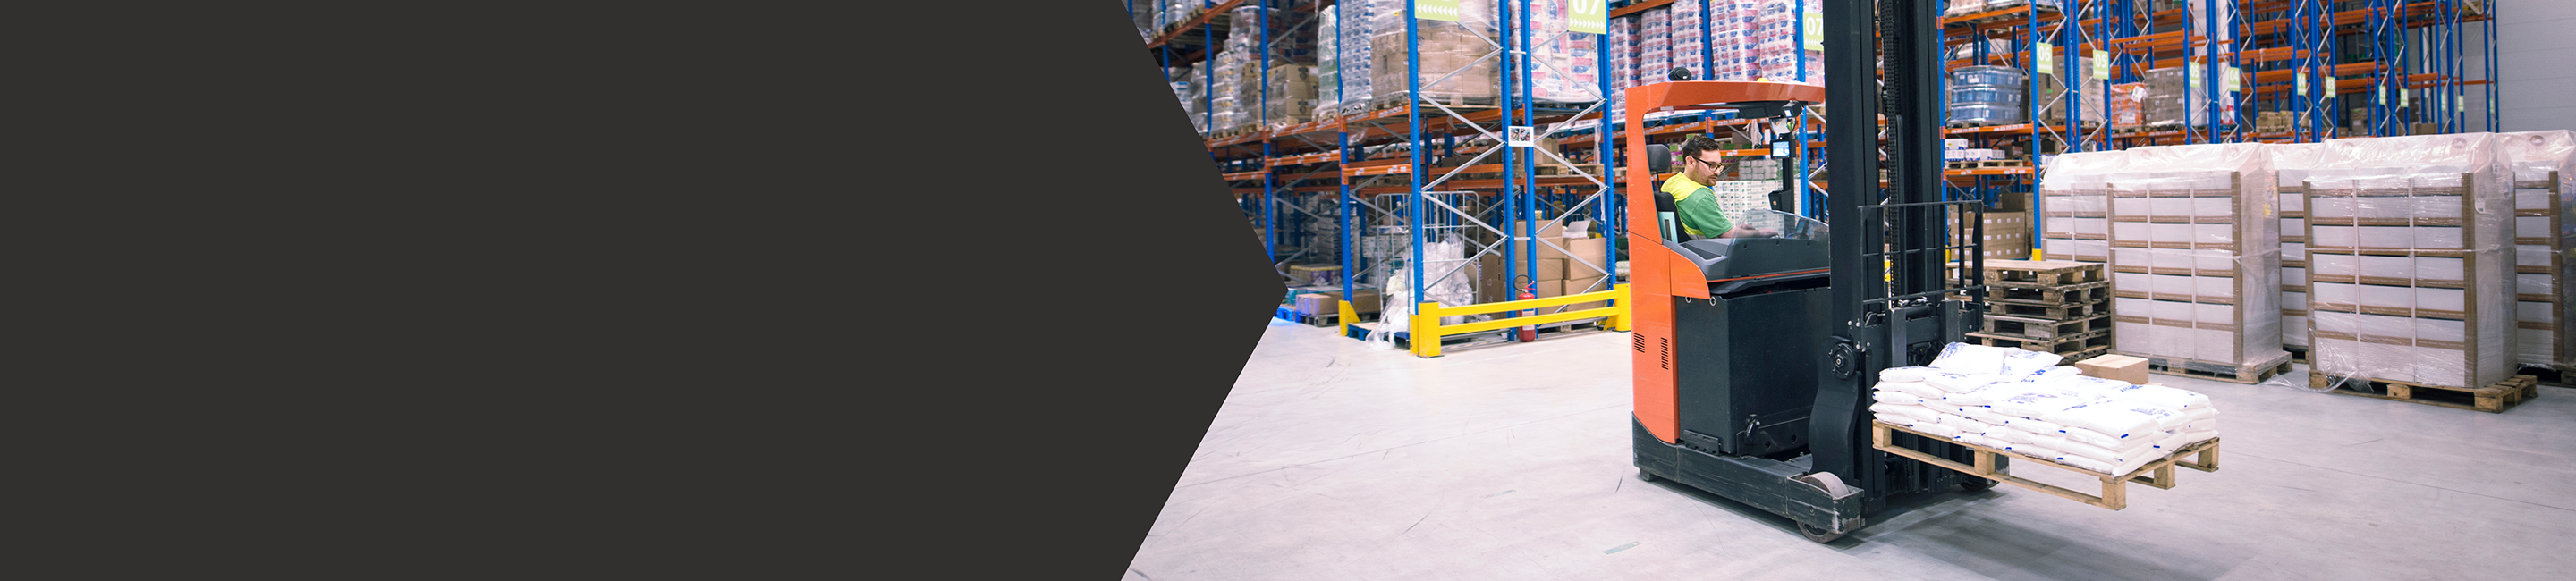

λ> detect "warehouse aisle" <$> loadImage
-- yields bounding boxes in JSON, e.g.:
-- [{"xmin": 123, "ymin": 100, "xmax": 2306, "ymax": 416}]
[{"xmin": 1127, "ymin": 321, "xmax": 2576, "ymax": 580}]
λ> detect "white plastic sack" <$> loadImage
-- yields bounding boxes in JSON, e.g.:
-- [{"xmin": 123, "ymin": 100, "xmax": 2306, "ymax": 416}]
[
  {"xmin": 1928, "ymin": 342, "xmax": 2011, "ymax": 374},
  {"xmin": 2001, "ymin": 442, "xmax": 2062, "ymax": 459},
  {"xmin": 2148, "ymin": 430, "xmax": 2194, "ymax": 453},
  {"xmin": 1925, "ymin": 371, "xmax": 2012, "ymax": 393},
  {"xmin": 1983, "ymin": 427, "xmax": 2035, "ymax": 444},
  {"xmin": 1870, "ymin": 403, "xmax": 1938, "ymax": 423},
  {"xmin": 1987, "ymin": 387, "xmax": 2095, "ymax": 419},
  {"xmin": 1956, "ymin": 434, "xmax": 2005, "ymax": 449},
  {"xmin": 2057, "ymin": 453, "xmax": 2159, "ymax": 476},
  {"xmin": 2060, "ymin": 426, "xmax": 2147, "ymax": 451},
  {"xmin": 1930, "ymin": 342, "xmax": 2067, "ymax": 375},
  {"xmin": 2182, "ymin": 406, "xmax": 2218, "ymax": 423},
  {"xmin": 1936, "ymin": 414, "xmax": 1990, "ymax": 434},
  {"xmin": 2043, "ymin": 375, "xmax": 2135, "ymax": 399},
  {"xmin": 2105, "ymin": 383, "xmax": 2215, "ymax": 409},
  {"xmin": 1878, "ymin": 366, "xmax": 1936, "ymax": 383},
  {"xmin": 2004, "ymin": 417, "xmax": 2067, "ymax": 434},
  {"xmin": 1957, "ymin": 407, "xmax": 2013, "ymax": 425},
  {"xmin": 2022, "ymin": 366, "xmax": 2083, "ymax": 383},
  {"xmin": 1908, "ymin": 422, "xmax": 1963, "ymax": 438},
  {"xmin": 1872, "ymin": 391, "xmax": 1927, "ymax": 405},
  {"xmin": 1876, "ymin": 381, "xmax": 1944, "ymax": 400},
  {"xmin": 2055, "ymin": 437, "xmax": 2155, "ymax": 465},
  {"xmin": 2042, "ymin": 400, "xmax": 2185, "ymax": 439}
]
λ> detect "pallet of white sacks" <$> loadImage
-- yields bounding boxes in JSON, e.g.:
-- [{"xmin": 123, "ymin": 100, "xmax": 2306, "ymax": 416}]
[{"xmin": 1873, "ymin": 420, "xmax": 2220, "ymax": 510}]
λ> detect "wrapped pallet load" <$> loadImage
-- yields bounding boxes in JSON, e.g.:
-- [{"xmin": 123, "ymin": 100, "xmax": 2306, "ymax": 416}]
[
  {"xmin": 1368, "ymin": 0, "xmax": 1498, "ymax": 109},
  {"xmin": 1869, "ymin": 343, "xmax": 2221, "ymax": 476},
  {"xmin": 2499, "ymin": 131, "xmax": 2576, "ymax": 372},
  {"xmin": 2269, "ymin": 143, "xmax": 2328, "ymax": 352},
  {"xmin": 2302, "ymin": 134, "xmax": 2517, "ymax": 390},
  {"xmin": 2103, "ymin": 143, "xmax": 2288, "ymax": 378},
  {"xmin": 2038, "ymin": 149, "xmax": 2131, "ymax": 264}
]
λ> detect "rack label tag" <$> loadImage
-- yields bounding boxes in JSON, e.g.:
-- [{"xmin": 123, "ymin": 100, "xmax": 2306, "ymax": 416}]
[
  {"xmin": 1418, "ymin": 0, "xmax": 1460, "ymax": 22},
  {"xmin": 2092, "ymin": 50, "xmax": 2110, "ymax": 80},
  {"xmin": 1507, "ymin": 125, "xmax": 1536, "ymax": 147},
  {"xmin": 2037, "ymin": 41, "xmax": 2054, "ymax": 76},
  {"xmin": 1570, "ymin": 0, "xmax": 1605, "ymax": 34}
]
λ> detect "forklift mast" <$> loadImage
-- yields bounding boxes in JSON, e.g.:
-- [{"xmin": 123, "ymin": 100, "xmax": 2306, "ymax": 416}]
[{"xmin": 1814, "ymin": 0, "xmax": 1988, "ymax": 509}]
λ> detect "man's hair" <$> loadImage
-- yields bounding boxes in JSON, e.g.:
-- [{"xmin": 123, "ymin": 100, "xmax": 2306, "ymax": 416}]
[{"xmin": 1678, "ymin": 134, "xmax": 1724, "ymax": 166}]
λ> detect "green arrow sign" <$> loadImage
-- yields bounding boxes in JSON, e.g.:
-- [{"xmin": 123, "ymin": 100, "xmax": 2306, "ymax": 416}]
[{"xmin": 1570, "ymin": 0, "xmax": 1605, "ymax": 34}]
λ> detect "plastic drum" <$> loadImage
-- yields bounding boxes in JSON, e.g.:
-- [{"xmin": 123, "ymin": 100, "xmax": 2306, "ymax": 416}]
[{"xmin": 1950, "ymin": 65, "xmax": 2029, "ymax": 88}]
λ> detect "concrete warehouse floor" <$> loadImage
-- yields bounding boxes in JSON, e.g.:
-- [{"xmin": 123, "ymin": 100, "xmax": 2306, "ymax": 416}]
[{"xmin": 1124, "ymin": 320, "xmax": 2576, "ymax": 581}]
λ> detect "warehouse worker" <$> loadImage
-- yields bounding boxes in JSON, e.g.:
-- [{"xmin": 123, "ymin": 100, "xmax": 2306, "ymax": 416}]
[{"xmin": 1661, "ymin": 134, "xmax": 1778, "ymax": 240}]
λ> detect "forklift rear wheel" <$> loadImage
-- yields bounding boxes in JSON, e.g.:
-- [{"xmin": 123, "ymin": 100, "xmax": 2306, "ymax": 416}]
[
  {"xmin": 1961, "ymin": 479, "xmax": 1995, "ymax": 493},
  {"xmin": 1637, "ymin": 468, "xmax": 1658, "ymax": 483},
  {"xmin": 1797, "ymin": 522, "xmax": 1844, "ymax": 543}
]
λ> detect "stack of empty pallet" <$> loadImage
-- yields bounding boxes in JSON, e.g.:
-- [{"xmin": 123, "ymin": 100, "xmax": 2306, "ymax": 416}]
[
  {"xmin": 2505, "ymin": 131, "xmax": 2575, "ymax": 375},
  {"xmin": 1968, "ymin": 259, "xmax": 2114, "ymax": 359},
  {"xmin": 2303, "ymin": 133, "xmax": 2531, "ymax": 411},
  {"xmin": 2271, "ymin": 143, "xmax": 2327, "ymax": 362},
  {"xmin": 2103, "ymin": 144, "xmax": 2292, "ymax": 383}
]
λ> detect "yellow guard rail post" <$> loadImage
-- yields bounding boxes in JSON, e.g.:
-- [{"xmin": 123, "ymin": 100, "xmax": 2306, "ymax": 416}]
[{"xmin": 1409, "ymin": 284, "xmax": 1630, "ymax": 358}]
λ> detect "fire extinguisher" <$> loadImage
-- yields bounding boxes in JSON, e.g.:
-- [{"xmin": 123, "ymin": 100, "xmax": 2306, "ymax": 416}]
[{"xmin": 1517, "ymin": 278, "xmax": 1538, "ymax": 342}]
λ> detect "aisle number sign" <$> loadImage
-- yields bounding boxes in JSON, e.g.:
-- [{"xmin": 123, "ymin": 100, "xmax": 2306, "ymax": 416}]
[
  {"xmin": 2325, "ymin": 76, "xmax": 2336, "ymax": 99},
  {"xmin": 2093, "ymin": 50, "xmax": 2110, "ymax": 80},
  {"xmin": 1570, "ymin": 0, "xmax": 1605, "ymax": 34},
  {"xmin": 2297, "ymin": 71, "xmax": 2308, "ymax": 96},
  {"xmin": 2037, "ymin": 41, "xmax": 2053, "ymax": 75},
  {"xmin": 1804, "ymin": 13, "xmax": 1823, "ymax": 51},
  {"xmin": 1419, "ymin": 0, "xmax": 1459, "ymax": 21},
  {"xmin": 2223, "ymin": 65, "xmax": 2240, "ymax": 93}
]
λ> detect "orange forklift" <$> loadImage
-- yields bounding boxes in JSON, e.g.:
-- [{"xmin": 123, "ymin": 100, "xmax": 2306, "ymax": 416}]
[{"xmin": 1623, "ymin": 0, "xmax": 1993, "ymax": 543}]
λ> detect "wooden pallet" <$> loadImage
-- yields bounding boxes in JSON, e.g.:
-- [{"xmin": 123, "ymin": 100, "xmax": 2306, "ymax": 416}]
[
  {"xmin": 1984, "ymin": 259, "xmax": 2106, "ymax": 287},
  {"xmin": 1987, "ymin": 281, "xmax": 2111, "ymax": 305},
  {"xmin": 1979, "ymin": 313, "xmax": 2111, "ymax": 340},
  {"xmin": 1967, "ymin": 328, "xmax": 2114, "ymax": 358},
  {"xmin": 1946, "ymin": 159, "xmax": 2030, "ymax": 169},
  {"xmin": 1986, "ymin": 299, "xmax": 2108, "ymax": 320},
  {"xmin": 2315, "ymin": 374, "xmax": 2541, "ymax": 414},
  {"xmin": 1873, "ymin": 421, "xmax": 2220, "ymax": 510},
  {"xmin": 2121, "ymin": 351, "xmax": 2295, "ymax": 385},
  {"xmin": 2286, "ymin": 345, "xmax": 2309, "ymax": 365}
]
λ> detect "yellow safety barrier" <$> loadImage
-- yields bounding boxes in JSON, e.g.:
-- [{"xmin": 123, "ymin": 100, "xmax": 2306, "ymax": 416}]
[{"xmin": 1409, "ymin": 283, "xmax": 1630, "ymax": 358}]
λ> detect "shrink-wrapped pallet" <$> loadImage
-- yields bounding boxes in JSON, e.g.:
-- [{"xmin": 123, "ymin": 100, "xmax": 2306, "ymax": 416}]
[
  {"xmin": 2102, "ymin": 144, "xmax": 2286, "ymax": 371},
  {"xmin": 2500, "ymin": 131, "xmax": 2576, "ymax": 371},
  {"xmin": 1368, "ymin": 0, "xmax": 1499, "ymax": 108},
  {"xmin": 2039, "ymin": 150, "xmax": 2131, "ymax": 263},
  {"xmin": 2269, "ymin": 143, "xmax": 2327, "ymax": 349},
  {"xmin": 2303, "ymin": 133, "xmax": 2517, "ymax": 390}
]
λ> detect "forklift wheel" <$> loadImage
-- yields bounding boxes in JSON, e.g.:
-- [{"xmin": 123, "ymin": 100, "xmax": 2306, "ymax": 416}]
[
  {"xmin": 1637, "ymin": 468, "xmax": 1659, "ymax": 483},
  {"xmin": 1961, "ymin": 479, "xmax": 1995, "ymax": 493},
  {"xmin": 1797, "ymin": 522, "xmax": 1844, "ymax": 543}
]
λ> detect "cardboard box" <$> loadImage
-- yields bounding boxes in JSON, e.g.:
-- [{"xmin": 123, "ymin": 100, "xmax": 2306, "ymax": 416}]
[
  {"xmin": 1530, "ymin": 279, "xmax": 1566, "ymax": 299},
  {"xmin": 1533, "ymin": 257, "xmax": 1566, "ymax": 282},
  {"xmin": 2073, "ymin": 354, "xmax": 2152, "ymax": 385},
  {"xmin": 1345, "ymin": 290, "xmax": 1382, "ymax": 315},
  {"xmin": 1563, "ymin": 237, "xmax": 1611, "ymax": 278},
  {"xmin": 1294, "ymin": 293, "xmax": 1336, "ymax": 316},
  {"xmin": 1562, "ymin": 274, "xmax": 1611, "ymax": 311}
]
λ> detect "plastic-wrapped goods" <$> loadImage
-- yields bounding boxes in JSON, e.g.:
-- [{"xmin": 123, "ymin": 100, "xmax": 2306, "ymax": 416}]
[
  {"xmin": 1750, "ymin": 0, "xmax": 1823, "ymax": 82},
  {"xmin": 2102, "ymin": 143, "xmax": 2287, "ymax": 369},
  {"xmin": 2038, "ymin": 149, "xmax": 2131, "ymax": 263},
  {"xmin": 1318, "ymin": 7, "xmax": 1339, "ymax": 113},
  {"xmin": 1639, "ymin": 8, "xmax": 1671, "ymax": 80},
  {"xmin": 1607, "ymin": 14, "xmax": 1638, "ymax": 119},
  {"xmin": 2106, "ymin": 82, "xmax": 2148, "ymax": 130},
  {"xmin": 1267, "ymin": 64, "xmax": 1319, "ymax": 130},
  {"xmin": 2141, "ymin": 65, "xmax": 2235, "ymax": 129},
  {"xmin": 2034, "ymin": 57, "xmax": 2104, "ymax": 129},
  {"xmin": 1367, "ymin": 0, "xmax": 1500, "ymax": 108},
  {"xmin": 2270, "ymin": 143, "xmax": 2327, "ymax": 349},
  {"xmin": 1943, "ymin": 0, "xmax": 1989, "ymax": 17},
  {"xmin": 1338, "ymin": 0, "xmax": 1378, "ymax": 114},
  {"xmin": 2302, "ymin": 134, "xmax": 2517, "ymax": 389},
  {"xmin": 2498, "ymin": 131, "xmax": 2576, "ymax": 371},
  {"xmin": 1524, "ymin": 0, "xmax": 1602, "ymax": 105},
  {"xmin": 1668, "ymin": 0, "xmax": 1706, "ymax": 80}
]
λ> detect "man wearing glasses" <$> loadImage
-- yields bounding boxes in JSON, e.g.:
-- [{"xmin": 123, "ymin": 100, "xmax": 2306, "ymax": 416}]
[{"xmin": 1660, "ymin": 134, "xmax": 1779, "ymax": 240}]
